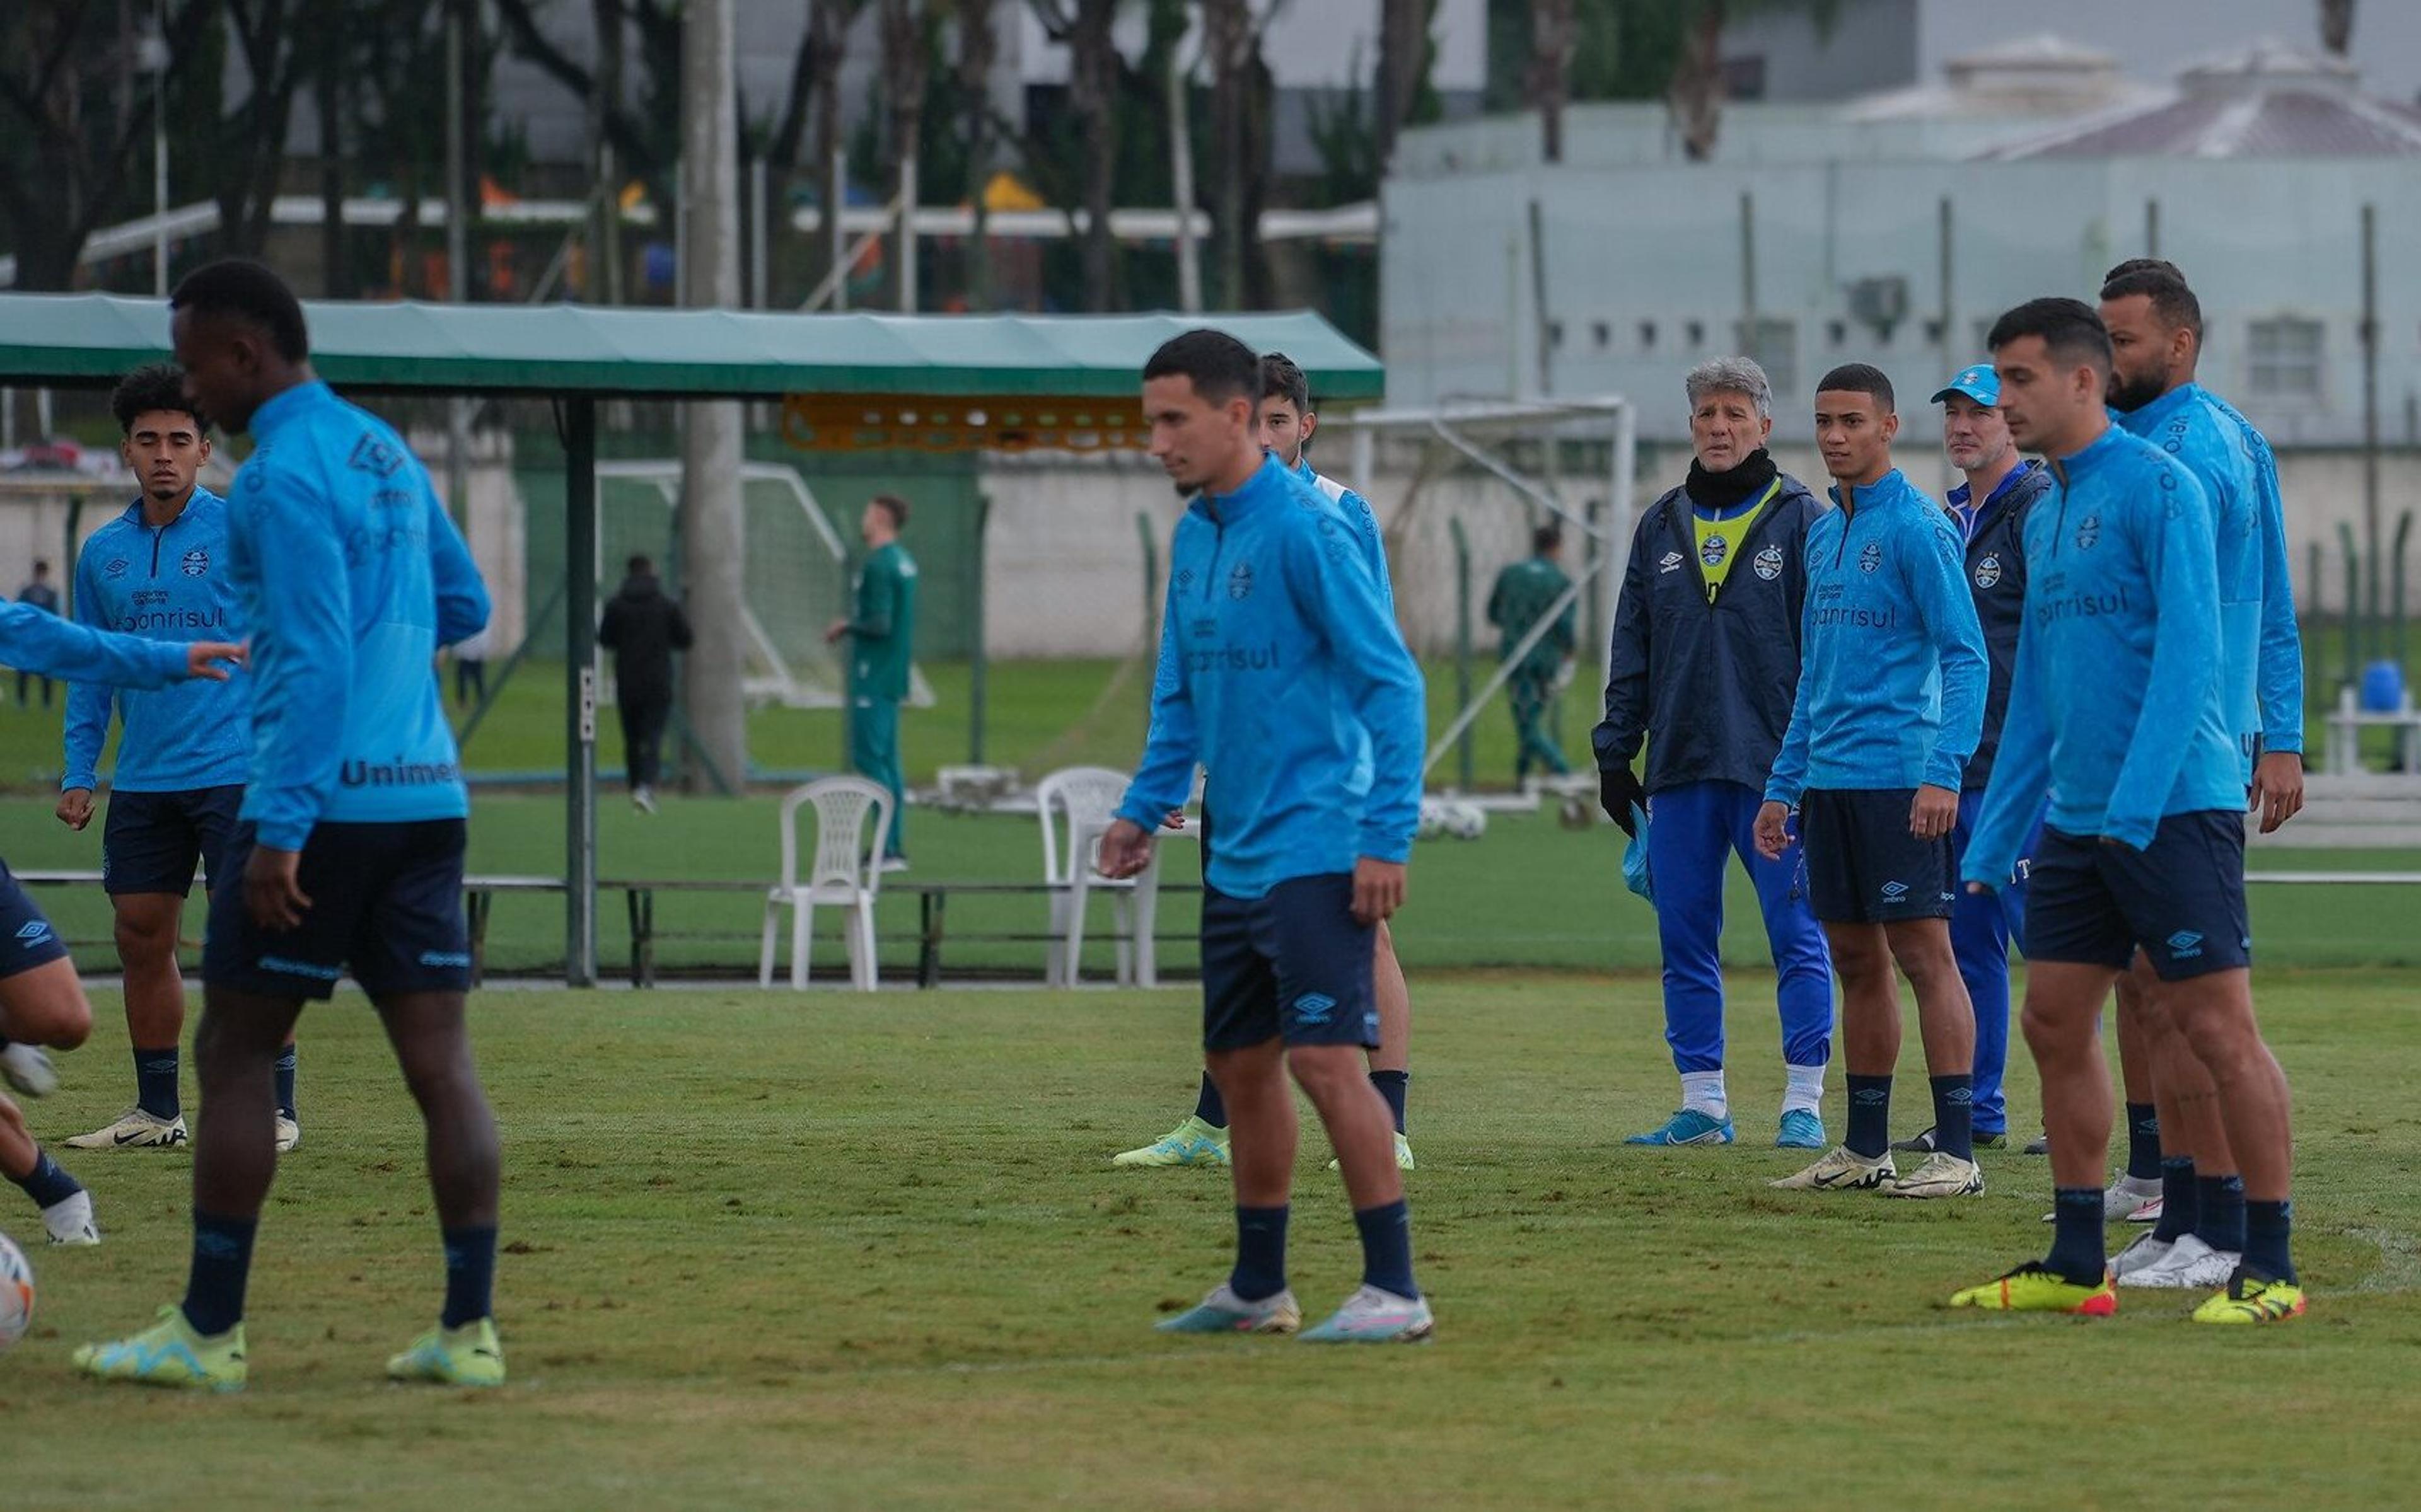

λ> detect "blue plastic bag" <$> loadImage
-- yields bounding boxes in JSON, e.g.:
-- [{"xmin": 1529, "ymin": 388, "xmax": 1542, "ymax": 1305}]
[{"xmin": 1622, "ymin": 803, "xmax": 1654, "ymax": 905}]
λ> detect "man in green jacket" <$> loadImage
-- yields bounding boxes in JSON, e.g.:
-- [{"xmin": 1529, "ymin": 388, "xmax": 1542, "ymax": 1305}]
[
  {"xmin": 1487, "ymin": 523, "xmax": 1577, "ymax": 782},
  {"xmin": 824, "ymin": 494, "xmax": 918, "ymax": 869}
]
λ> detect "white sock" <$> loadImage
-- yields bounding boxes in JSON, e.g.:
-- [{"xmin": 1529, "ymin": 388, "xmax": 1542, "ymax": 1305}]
[
  {"xmin": 1679, "ymin": 1070, "xmax": 1728, "ymax": 1119},
  {"xmin": 1783, "ymin": 1063, "xmax": 1828, "ymax": 1116}
]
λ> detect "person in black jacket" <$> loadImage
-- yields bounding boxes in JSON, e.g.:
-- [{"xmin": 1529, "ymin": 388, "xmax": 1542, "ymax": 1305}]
[
  {"xmin": 1891, "ymin": 365, "xmax": 2051, "ymax": 1160},
  {"xmin": 1594, "ymin": 357, "xmax": 1833, "ymax": 1150},
  {"xmin": 597, "ymin": 555, "xmax": 694, "ymax": 814}
]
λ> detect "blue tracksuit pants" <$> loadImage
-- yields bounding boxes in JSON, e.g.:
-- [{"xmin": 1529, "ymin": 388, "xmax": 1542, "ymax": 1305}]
[
  {"xmin": 1644, "ymin": 779, "xmax": 1833, "ymax": 1073},
  {"xmin": 1950, "ymin": 787, "xmax": 2038, "ymax": 1136}
]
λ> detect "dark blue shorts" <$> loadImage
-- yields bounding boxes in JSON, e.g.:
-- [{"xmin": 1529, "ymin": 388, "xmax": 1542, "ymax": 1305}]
[
  {"xmin": 1200, "ymin": 874, "xmax": 1378, "ymax": 1051},
  {"xmin": 202, "ymin": 819, "xmax": 473, "ymax": 1001},
  {"xmin": 2025, "ymin": 812, "xmax": 2251, "ymax": 981},
  {"xmin": 102, "ymin": 784, "xmax": 245, "ymax": 897},
  {"xmin": 0, "ymin": 857, "xmax": 69, "ymax": 980},
  {"xmin": 1799, "ymin": 787, "xmax": 1956, "ymax": 924}
]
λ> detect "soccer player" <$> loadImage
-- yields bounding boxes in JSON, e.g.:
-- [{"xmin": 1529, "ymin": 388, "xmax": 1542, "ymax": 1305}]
[
  {"xmin": 78, "ymin": 259, "xmax": 506, "ymax": 1389},
  {"xmin": 1756, "ymin": 363, "xmax": 1988, "ymax": 1199},
  {"xmin": 1487, "ymin": 524, "xmax": 1577, "ymax": 782},
  {"xmin": 2097, "ymin": 261, "xmax": 2306, "ymax": 1288},
  {"xmin": 1113, "ymin": 352, "xmax": 1419, "ymax": 1174},
  {"xmin": 598, "ymin": 553, "xmax": 695, "ymax": 814},
  {"xmin": 823, "ymin": 496, "xmax": 918, "ymax": 870},
  {"xmin": 1953, "ymin": 296, "xmax": 2301, "ymax": 1322},
  {"xmin": 59, "ymin": 363, "xmax": 303, "ymax": 1156},
  {"xmin": 1598, "ymin": 357, "xmax": 1833, "ymax": 1148},
  {"xmin": 0, "ymin": 604, "xmax": 243, "ymax": 1247},
  {"xmin": 1890, "ymin": 366, "xmax": 2050, "ymax": 1158},
  {"xmin": 1099, "ymin": 330, "xmax": 1431, "ymax": 1341}
]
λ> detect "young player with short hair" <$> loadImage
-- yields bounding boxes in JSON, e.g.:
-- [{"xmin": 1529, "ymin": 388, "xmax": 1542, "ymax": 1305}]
[
  {"xmin": 78, "ymin": 259, "xmax": 506, "ymax": 1389},
  {"xmin": 1099, "ymin": 330, "xmax": 1431, "ymax": 1341},
  {"xmin": 1756, "ymin": 364, "xmax": 1990, "ymax": 1200}
]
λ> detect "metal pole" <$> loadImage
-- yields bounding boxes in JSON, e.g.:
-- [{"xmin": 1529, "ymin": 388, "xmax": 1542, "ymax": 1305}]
[
  {"xmin": 1451, "ymin": 516, "xmax": 1475, "ymax": 790},
  {"xmin": 1605, "ymin": 398, "xmax": 1635, "ymax": 691},
  {"xmin": 899, "ymin": 152, "xmax": 919, "ymax": 313},
  {"xmin": 2394, "ymin": 509, "xmax": 2412, "ymax": 675},
  {"xmin": 153, "ymin": 18, "xmax": 168, "ymax": 297},
  {"xmin": 444, "ymin": 1, "xmax": 472, "ymax": 528},
  {"xmin": 1168, "ymin": 47, "xmax": 1201, "ymax": 314},
  {"xmin": 1739, "ymin": 189, "xmax": 1758, "ymax": 359},
  {"xmin": 1528, "ymin": 197, "xmax": 1552, "ymax": 398},
  {"xmin": 564, "ymin": 398, "xmax": 600, "ymax": 987},
  {"xmin": 2340, "ymin": 521, "xmax": 2362, "ymax": 686},
  {"xmin": 750, "ymin": 154, "xmax": 769, "ymax": 308},
  {"xmin": 2362, "ymin": 202, "xmax": 2381, "ymax": 668},
  {"xmin": 831, "ymin": 148, "xmax": 849, "ymax": 311},
  {"xmin": 2145, "ymin": 198, "xmax": 2160, "ymax": 259},
  {"xmin": 970, "ymin": 493, "xmax": 990, "ymax": 763}
]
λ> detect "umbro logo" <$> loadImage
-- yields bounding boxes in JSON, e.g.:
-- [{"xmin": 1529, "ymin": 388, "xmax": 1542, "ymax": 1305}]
[
  {"xmin": 1293, "ymin": 991, "xmax": 1337, "ymax": 1025},
  {"xmin": 1879, "ymin": 880, "xmax": 1909, "ymax": 901},
  {"xmin": 15, "ymin": 921, "xmax": 50, "ymax": 943},
  {"xmin": 2166, "ymin": 930, "xmax": 2204, "ymax": 959},
  {"xmin": 1658, "ymin": 551, "xmax": 1685, "ymax": 574},
  {"xmin": 346, "ymin": 434, "xmax": 405, "ymax": 477}
]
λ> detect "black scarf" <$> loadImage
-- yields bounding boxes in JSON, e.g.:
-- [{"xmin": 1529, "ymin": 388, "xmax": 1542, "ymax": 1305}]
[{"xmin": 1684, "ymin": 447, "xmax": 1779, "ymax": 512}]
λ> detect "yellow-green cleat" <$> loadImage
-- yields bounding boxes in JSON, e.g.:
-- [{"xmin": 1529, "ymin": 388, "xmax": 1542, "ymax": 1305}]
[
  {"xmin": 74, "ymin": 1305, "xmax": 248, "ymax": 1391},
  {"xmin": 2190, "ymin": 1269, "xmax": 2306, "ymax": 1325},
  {"xmin": 387, "ymin": 1317, "xmax": 506, "ymax": 1386},
  {"xmin": 1112, "ymin": 1115, "xmax": 1230, "ymax": 1168}
]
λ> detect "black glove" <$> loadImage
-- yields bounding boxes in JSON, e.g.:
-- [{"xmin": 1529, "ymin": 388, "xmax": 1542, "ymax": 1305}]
[{"xmin": 1599, "ymin": 764, "xmax": 1646, "ymax": 836}]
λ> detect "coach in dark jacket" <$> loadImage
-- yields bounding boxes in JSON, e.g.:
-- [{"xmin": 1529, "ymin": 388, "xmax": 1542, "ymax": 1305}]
[
  {"xmin": 598, "ymin": 554, "xmax": 694, "ymax": 813},
  {"xmin": 1594, "ymin": 356, "xmax": 1833, "ymax": 1150}
]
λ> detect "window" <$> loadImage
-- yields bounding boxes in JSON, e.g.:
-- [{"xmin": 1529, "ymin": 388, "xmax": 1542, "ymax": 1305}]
[
  {"xmin": 1638, "ymin": 320, "xmax": 1658, "ymax": 350},
  {"xmin": 2249, "ymin": 316, "xmax": 2325, "ymax": 401},
  {"xmin": 1592, "ymin": 321, "xmax": 1611, "ymax": 350},
  {"xmin": 1685, "ymin": 319, "xmax": 1705, "ymax": 347},
  {"xmin": 1738, "ymin": 317, "xmax": 1797, "ymax": 397}
]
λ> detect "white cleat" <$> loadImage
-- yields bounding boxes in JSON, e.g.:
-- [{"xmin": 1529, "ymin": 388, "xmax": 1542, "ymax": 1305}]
[
  {"xmin": 2107, "ymin": 1231, "xmax": 2175, "ymax": 1281},
  {"xmin": 2125, "ymin": 1196, "xmax": 2163, "ymax": 1225},
  {"xmin": 1, "ymin": 1042, "xmax": 59, "ymax": 1098},
  {"xmin": 1770, "ymin": 1145, "xmax": 1896, "ymax": 1191},
  {"xmin": 1885, "ymin": 1150, "xmax": 1984, "ymax": 1199},
  {"xmin": 1155, "ymin": 1283, "xmax": 1303, "ymax": 1335},
  {"xmin": 42, "ymin": 1189, "xmax": 100, "ymax": 1246},
  {"xmin": 64, "ymin": 1107, "xmax": 188, "ymax": 1150},
  {"xmin": 276, "ymin": 1116, "xmax": 301, "ymax": 1153},
  {"xmin": 1327, "ymin": 1132, "xmax": 1418, "ymax": 1172},
  {"xmin": 632, "ymin": 785, "xmax": 658, "ymax": 814},
  {"xmin": 1300, "ymin": 1284, "xmax": 1435, "ymax": 1343},
  {"xmin": 2041, "ymin": 1174, "xmax": 2160, "ymax": 1223},
  {"xmin": 2120, "ymin": 1232, "xmax": 2241, "ymax": 1290}
]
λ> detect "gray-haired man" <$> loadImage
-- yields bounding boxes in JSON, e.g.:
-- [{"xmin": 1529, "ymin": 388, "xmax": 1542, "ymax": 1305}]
[{"xmin": 1594, "ymin": 357, "xmax": 1834, "ymax": 1148}]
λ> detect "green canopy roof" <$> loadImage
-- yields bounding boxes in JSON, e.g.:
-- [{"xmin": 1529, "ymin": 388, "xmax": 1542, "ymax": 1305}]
[{"xmin": 0, "ymin": 295, "xmax": 1382, "ymax": 401}]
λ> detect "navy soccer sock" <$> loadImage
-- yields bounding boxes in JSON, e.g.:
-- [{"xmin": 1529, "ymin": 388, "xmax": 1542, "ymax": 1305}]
[
  {"xmin": 133, "ymin": 1044, "xmax": 180, "ymax": 1121},
  {"xmin": 274, "ymin": 1044, "xmax": 298, "ymax": 1122},
  {"xmin": 2196, "ymin": 1174, "xmax": 2248, "ymax": 1254},
  {"xmin": 1229, "ymin": 1205, "xmax": 1288, "ymax": 1302},
  {"xmin": 2046, "ymin": 1187, "xmax": 2108, "ymax": 1286},
  {"xmin": 181, "ymin": 1209, "xmax": 259, "ymax": 1337},
  {"xmin": 2151, "ymin": 1157, "xmax": 2198, "ymax": 1243},
  {"xmin": 2244, "ymin": 1199, "xmax": 2296, "ymax": 1283},
  {"xmin": 441, "ymin": 1224, "xmax": 499, "ymax": 1328},
  {"xmin": 7, "ymin": 1147, "xmax": 83, "ymax": 1210},
  {"xmin": 1844, "ymin": 1075, "xmax": 1892, "ymax": 1158},
  {"xmin": 1927, "ymin": 1074, "xmax": 1974, "ymax": 1162},
  {"xmin": 2124, "ymin": 1102, "xmax": 2163, "ymax": 1182},
  {"xmin": 1354, "ymin": 1197, "xmax": 1419, "ymax": 1300},
  {"xmin": 1192, "ymin": 1072, "xmax": 1227, "ymax": 1129},
  {"xmin": 1368, "ymin": 1070, "xmax": 1409, "ymax": 1136}
]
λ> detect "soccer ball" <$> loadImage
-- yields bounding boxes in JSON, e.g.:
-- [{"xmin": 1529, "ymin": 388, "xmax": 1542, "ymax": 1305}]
[
  {"xmin": 1439, "ymin": 800, "xmax": 1488, "ymax": 841},
  {"xmin": 0, "ymin": 1230, "xmax": 32, "ymax": 1350}
]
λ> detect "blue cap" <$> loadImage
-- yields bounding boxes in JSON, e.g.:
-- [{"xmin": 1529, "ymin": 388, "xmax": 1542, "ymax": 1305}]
[{"xmin": 1931, "ymin": 363, "xmax": 1999, "ymax": 407}]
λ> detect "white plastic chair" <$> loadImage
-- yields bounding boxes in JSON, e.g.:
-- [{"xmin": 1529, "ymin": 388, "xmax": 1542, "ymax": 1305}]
[
  {"xmin": 1036, "ymin": 765, "xmax": 1161, "ymax": 987},
  {"xmin": 758, "ymin": 776, "xmax": 893, "ymax": 992}
]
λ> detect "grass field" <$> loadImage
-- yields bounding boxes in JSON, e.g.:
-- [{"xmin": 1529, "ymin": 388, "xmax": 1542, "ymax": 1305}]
[{"xmin": 4, "ymin": 968, "xmax": 2419, "ymax": 1508}]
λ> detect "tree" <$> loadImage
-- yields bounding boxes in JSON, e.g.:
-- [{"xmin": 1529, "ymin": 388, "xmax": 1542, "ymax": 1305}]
[
  {"xmin": 0, "ymin": 0, "xmax": 218, "ymax": 291},
  {"xmin": 1664, "ymin": 0, "xmax": 1723, "ymax": 161},
  {"xmin": 1026, "ymin": 0, "xmax": 1120, "ymax": 309},
  {"xmin": 806, "ymin": 0, "xmax": 871, "ymax": 297},
  {"xmin": 953, "ymin": 0, "xmax": 1001, "ymax": 309},
  {"xmin": 1527, "ymin": 0, "xmax": 1577, "ymax": 163},
  {"xmin": 876, "ymin": 0, "xmax": 934, "ymax": 309},
  {"xmin": 2319, "ymin": 0, "xmax": 2355, "ymax": 54},
  {"xmin": 1374, "ymin": 0, "xmax": 1437, "ymax": 173}
]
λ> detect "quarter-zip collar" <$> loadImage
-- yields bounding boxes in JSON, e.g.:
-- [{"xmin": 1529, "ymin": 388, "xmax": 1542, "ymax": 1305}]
[
  {"xmin": 1190, "ymin": 450, "xmax": 1289, "ymax": 526},
  {"xmin": 1826, "ymin": 466, "xmax": 1916, "ymax": 516}
]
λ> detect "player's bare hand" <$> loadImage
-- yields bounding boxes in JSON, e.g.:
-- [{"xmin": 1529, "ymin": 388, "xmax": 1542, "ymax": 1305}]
[
  {"xmin": 1352, "ymin": 857, "xmax": 1407, "ymax": 925},
  {"xmin": 243, "ymin": 845, "xmax": 313, "ymax": 931},
  {"xmin": 1964, "ymin": 880, "xmax": 1992, "ymax": 896},
  {"xmin": 1909, "ymin": 783, "xmax": 1958, "ymax": 841},
  {"xmin": 822, "ymin": 618, "xmax": 849, "ymax": 645},
  {"xmin": 2251, "ymin": 749, "xmax": 2305, "ymax": 834},
  {"xmin": 1160, "ymin": 809, "xmax": 1187, "ymax": 832},
  {"xmin": 186, "ymin": 640, "xmax": 245, "ymax": 680},
  {"xmin": 55, "ymin": 788, "xmax": 93, "ymax": 831},
  {"xmin": 1095, "ymin": 817, "xmax": 1154, "ymax": 879},
  {"xmin": 1753, "ymin": 800, "xmax": 1792, "ymax": 860}
]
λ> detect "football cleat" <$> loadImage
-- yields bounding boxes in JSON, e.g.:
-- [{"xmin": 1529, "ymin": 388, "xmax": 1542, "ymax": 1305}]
[
  {"xmin": 1112, "ymin": 1115, "xmax": 1230, "ymax": 1169},
  {"xmin": 1156, "ymin": 1283, "xmax": 1301, "ymax": 1335},
  {"xmin": 42, "ymin": 1189, "xmax": 99, "ymax": 1246},
  {"xmin": 1775, "ymin": 1109, "xmax": 1826, "ymax": 1149},
  {"xmin": 1300, "ymin": 1285, "xmax": 1434, "ymax": 1343},
  {"xmin": 1624, "ymin": 1109, "xmax": 1736, "ymax": 1146},
  {"xmin": 2041, "ymin": 1174, "xmax": 2160, "ymax": 1223},
  {"xmin": 276, "ymin": 1116, "xmax": 301, "ymax": 1153},
  {"xmin": 1949, "ymin": 1261, "xmax": 2116, "ymax": 1317},
  {"xmin": 2023, "ymin": 1133, "xmax": 2049, "ymax": 1155},
  {"xmin": 2106, "ymin": 1231, "xmax": 2175, "ymax": 1282},
  {"xmin": 2125, "ymin": 1196, "xmax": 2163, "ymax": 1225},
  {"xmin": 388, "ymin": 1317, "xmax": 506, "ymax": 1386},
  {"xmin": 2122, "ymin": 1233, "xmax": 2240, "ymax": 1291},
  {"xmin": 65, "ymin": 1107, "xmax": 187, "ymax": 1150},
  {"xmin": 1327, "ymin": 1131, "xmax": 1417, "ymax": 1172},
  {"xmin": 1770, "ymin": 1145, "xmax": 1895, "ymax": 1191},
  {"xmin": 74, "ymin": 1305, "xmax": 247, "ymax": 1390},
  {"xmin": 1886, "ymin": 1151, "xmax": 1985, "ymax": 1199},
  {"xmin": 0, "ymin": 1041, "xmax": 59, "ymax": 1098},
  {"xmin": 2190, "ymin": 1267, "xmax": 2306, "ymax": 1325}
]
